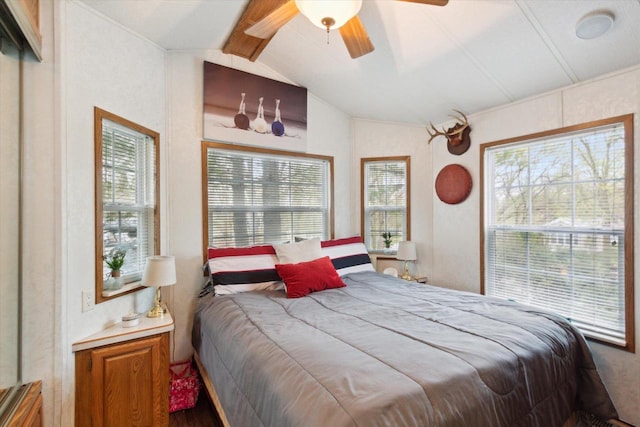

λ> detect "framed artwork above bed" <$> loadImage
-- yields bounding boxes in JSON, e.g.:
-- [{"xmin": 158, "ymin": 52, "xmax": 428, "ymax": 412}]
[{"xmin": 203, "ymin": 62, "xmax": 308, "ymax": 152}]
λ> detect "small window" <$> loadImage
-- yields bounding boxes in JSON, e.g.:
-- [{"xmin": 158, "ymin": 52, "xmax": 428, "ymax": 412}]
[
  {"xmin": 95, "ymin": 107, "xmax": 159, "ymax": 303},
  {"xmin": 481, "ymin": 115, "xmax": 634, "ymax": 351},
  {"xmin": 202, "ymin": 141, "xmax": 333, "ymax": 257},
  {"xmin": 361, "ymin": 157, "xmax": 411, "ymax": 252}
]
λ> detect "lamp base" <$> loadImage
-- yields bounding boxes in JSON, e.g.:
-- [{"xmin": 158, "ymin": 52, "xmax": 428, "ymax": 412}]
[
  {"xmin": 147, "ymin": 287, "xmax": 166, "ymax": 318},
  {"xmin": 400, "ymin": 260, "xmax": 413, "ymax": 281},
  {"xmin": 147, "ymin": 304, "xmax": 166, "ymax": 318}
]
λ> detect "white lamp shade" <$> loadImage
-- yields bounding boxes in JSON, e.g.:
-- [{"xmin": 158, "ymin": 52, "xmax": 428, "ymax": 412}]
[
  {"xmin": 295, "ymin": 0, "xmax": 362, "ymax": 30},
  {"xmin": 396, "ymin": 241, "xmax": 417, "ymax": 261},
  {"xmin": 142, "ymin": 256, "xmax": 176, "ymax": 287}
]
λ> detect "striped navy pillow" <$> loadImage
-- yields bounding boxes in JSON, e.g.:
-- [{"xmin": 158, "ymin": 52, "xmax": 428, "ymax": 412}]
[
  {"xmin": 207, "ymin": 245, "xmax": 284, "ymax": 295},
  {"xmin": 321, "ymin": 236, "xmax": 375, "ymax": 276}
]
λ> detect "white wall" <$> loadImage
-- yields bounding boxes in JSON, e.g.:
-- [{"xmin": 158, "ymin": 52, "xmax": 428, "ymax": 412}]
[
  {"xmin": 0, "ymin": 38, "xmax": 21, "ymax": 388},
  {"xmin": 58, "ymin": 2, "xmax": 166, "ymax": 425},
  {"xmin": 20, "ymin": 0, "xmax": 58, "ymax": 422},
  {"xmin": 428, "ymin": 67, "xmax": 639, "ymax": 423},
  {"xmin": 165, "ymin": 50, "xmax": 353, "ymax": 362}
]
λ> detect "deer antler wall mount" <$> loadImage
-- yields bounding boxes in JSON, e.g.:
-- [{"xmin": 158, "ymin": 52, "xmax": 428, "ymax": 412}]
[{"xmin": 426, "ymin": 110, "xmax": 472, "ymax": 155}]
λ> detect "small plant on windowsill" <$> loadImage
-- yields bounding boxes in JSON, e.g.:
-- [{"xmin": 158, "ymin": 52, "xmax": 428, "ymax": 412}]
[
  {"xmin": 381, "ymin": 232, "xmax": 393, "ymax": 249},
  {"xmin": 103, "ymin": 247, "xmax": 127, "ymax": 278}
]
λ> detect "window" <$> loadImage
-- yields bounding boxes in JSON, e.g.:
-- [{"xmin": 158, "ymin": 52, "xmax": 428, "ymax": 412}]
[
  {"xmin": 481, "ymin": 115, "xmax": 634, "ymax": 351},
  {"xmin": 202, "ymin": 142, "xmax": 333, "ymax": 256},
  {"xmin": 361, "ymin": 157, "xmax": 410, "ymax": 252},
  {"xmin": 95, "ymin": 107, "xmax": 159, "ymax": 303}
]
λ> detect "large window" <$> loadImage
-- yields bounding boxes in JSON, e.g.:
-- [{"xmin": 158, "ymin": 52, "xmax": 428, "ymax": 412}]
[
  {"xmin": 95, "ymin": 107, "xmax": 159, "ymax": 303},
  {"xmin": 481, "ymin": 115, "xmax": 634, "ymax": 351},
  {"xmin": 361, "ymin": 157, "xmax": 410, "ymax": 252},
  {"xmin": 202, "ymin": 142, "xmax": 333, "ymax": 257}
]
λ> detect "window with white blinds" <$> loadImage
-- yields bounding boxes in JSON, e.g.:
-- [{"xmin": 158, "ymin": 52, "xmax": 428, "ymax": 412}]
[
  {"xmin": 95, "ymin": 107, "xmax": 159, "ymax": 301},
  {"xmin": 361, "ymin": 157, "xmax": 410, "ymax": 252},
  {"xmin": 482, "ymin": 116, "xmax": 634, "ymax": 349},
  {"xmin": 203, "ymin": 142, "xmax": 333, "ymax": 249}
]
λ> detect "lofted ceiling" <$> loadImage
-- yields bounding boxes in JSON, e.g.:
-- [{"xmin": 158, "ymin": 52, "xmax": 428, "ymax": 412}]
[{"xmin": 78, "ymin": 0, "xmax": 640, "ymax": 125}]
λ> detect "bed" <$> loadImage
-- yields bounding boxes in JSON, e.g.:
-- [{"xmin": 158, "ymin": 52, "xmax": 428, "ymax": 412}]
[{"xmin": 192, "ymin": 237, "xmax": 618, "ymax": 427}]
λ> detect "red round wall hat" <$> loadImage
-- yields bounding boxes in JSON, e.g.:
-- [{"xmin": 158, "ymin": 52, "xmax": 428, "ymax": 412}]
[{"xmin": 435, "ymin": 164, "xmax": 472, "ymax": 204}]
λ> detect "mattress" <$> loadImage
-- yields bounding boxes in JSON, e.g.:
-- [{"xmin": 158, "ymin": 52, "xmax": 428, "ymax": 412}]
[{"xmin": 192, "ymin": 271, "xmax": 616, "ymax": 427}]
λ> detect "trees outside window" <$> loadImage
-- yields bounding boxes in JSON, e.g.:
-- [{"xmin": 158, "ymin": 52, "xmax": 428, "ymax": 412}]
[
  {"xmin": 202, "ymin": 142, "xmax": 333, "ymax": 259},
  {"xmin": 481, "ymin": 115, "xmax": 634, "ymax": 351}
]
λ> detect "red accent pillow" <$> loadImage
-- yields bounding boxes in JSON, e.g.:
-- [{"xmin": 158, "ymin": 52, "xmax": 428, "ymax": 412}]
[{"xmin": 275, "ymin": 256, "xmax": 346, "ymax": 298}]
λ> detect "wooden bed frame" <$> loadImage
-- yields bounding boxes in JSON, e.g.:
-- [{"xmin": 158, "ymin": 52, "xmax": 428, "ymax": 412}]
[{"xmin": 193, "ymin": 351, "xmax": 231, "ymax": 427}]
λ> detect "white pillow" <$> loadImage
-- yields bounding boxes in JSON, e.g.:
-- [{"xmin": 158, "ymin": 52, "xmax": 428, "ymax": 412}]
[{"xmin": 274, "ymin": 237, "xmax": 322, "ymax": 264}]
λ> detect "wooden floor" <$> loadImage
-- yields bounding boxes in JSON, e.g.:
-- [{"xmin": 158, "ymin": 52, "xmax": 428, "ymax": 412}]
[{"xmin": 170, "ymin": 392, "xmax": 223, "ymax": 427}]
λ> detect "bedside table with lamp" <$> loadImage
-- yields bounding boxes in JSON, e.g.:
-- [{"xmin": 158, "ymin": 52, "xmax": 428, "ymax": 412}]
[{"xmin": 73, "ymin": 255, "xmax": 176, "ymax": 427}]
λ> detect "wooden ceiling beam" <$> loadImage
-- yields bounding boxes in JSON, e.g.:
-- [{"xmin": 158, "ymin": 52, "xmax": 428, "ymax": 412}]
[{"xmin": 222, "ymin": 0, "xmax": 289, "ymax": 62}]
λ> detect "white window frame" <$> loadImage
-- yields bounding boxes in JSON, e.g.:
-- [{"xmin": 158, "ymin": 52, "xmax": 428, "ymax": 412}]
[
  {"xmin": 480, "ymin": 115, "xmax": 634, "ymax": 351},
  {"xmin": 361, "ymin": 156, "xmax": 411, "ymax": 253},
  {"xmin": 202, "ymin": 141, "xmax": 334, "ymax": 258},
  {"xmin": 95, "ymin": 107, "xmax": 159, "ymax": 303}
]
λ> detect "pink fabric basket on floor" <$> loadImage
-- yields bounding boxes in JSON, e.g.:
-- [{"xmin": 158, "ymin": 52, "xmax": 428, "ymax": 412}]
[{"xmin": 169, "ymin": 359, "xmax": 201, "ymax": 413}]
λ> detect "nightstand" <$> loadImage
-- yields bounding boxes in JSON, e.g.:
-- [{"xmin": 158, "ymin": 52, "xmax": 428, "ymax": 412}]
[{"xmin": 73, "ymin": 309, "xmax": 174, "ymax": 427}]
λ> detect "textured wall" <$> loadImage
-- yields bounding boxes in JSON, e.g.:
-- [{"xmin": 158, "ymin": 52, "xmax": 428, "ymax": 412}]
[
  {"xmin": 60, "ymin": 2, "xmax": 166, "ymax": 424},
  {"xmin": 0, "ymin": 35, "xmax": 21, "ymax": 390}
]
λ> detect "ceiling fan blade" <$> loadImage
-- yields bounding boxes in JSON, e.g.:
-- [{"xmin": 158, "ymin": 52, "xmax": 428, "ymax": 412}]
[
  {"xmin": 396, "ymin": 0, "xmax": 449, "ymax": 6},
  {"xmin": 339, "ymin": 16, "xmax": 375, "ymax": 59},
  {"xmin": 245, "ymin": 1, "xmax": 300, "ymax": 39},
  {"xmin": 223, "ymin": 0, "xmax": 291, "ymax": 62}
]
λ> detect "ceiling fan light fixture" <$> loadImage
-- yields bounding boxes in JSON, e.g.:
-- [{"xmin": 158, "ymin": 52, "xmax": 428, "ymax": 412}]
[{"xmin": 295, "ymin": 0, "xmax": 362, "ymax": 31}]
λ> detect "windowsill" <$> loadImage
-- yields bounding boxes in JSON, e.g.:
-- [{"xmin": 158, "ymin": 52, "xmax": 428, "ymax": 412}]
[
  {"xmin": 369, "ymin": 250, "xmax": 398, "ymax": 257},
  {"xmin": 102, "ymin": 281, "xmax": 144, "ymax": 298}
]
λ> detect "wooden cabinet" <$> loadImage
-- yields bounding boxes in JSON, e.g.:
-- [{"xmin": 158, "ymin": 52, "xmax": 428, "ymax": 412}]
[{"xmin": 73, "ymin": 311, "xmax": 174, "ymax": 427}]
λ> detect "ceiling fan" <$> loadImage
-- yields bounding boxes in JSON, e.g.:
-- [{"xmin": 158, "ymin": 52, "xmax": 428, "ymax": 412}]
[{"xmin": 223, "ymin": 0, "xmax": 449, "ymax": 61}]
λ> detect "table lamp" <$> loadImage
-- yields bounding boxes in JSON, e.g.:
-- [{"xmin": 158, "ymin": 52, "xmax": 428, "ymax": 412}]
[
  {"xmin": 396, "ymin": 241, "xmax": 417, "ymax": 281},
  {"xmin": 142, "ymin": 255, "xmax": 176, "ymax": 318}
]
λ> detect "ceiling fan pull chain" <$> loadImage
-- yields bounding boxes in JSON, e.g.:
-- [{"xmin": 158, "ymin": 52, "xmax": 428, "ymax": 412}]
[{"xmin": 322, "ymin": 16, "xmax": 335, "ymax": 45}]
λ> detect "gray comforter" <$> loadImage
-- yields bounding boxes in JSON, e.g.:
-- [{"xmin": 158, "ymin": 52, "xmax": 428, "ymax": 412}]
[{"xmin": 192, "ymin": 271, "xmax": 617, "ymax": 427}]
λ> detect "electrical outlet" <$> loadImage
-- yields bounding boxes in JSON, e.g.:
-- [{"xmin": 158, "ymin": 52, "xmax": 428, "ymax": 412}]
[{"xmin": 82, "ymin": 290, "xmax": 95, "ymax": 312}]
